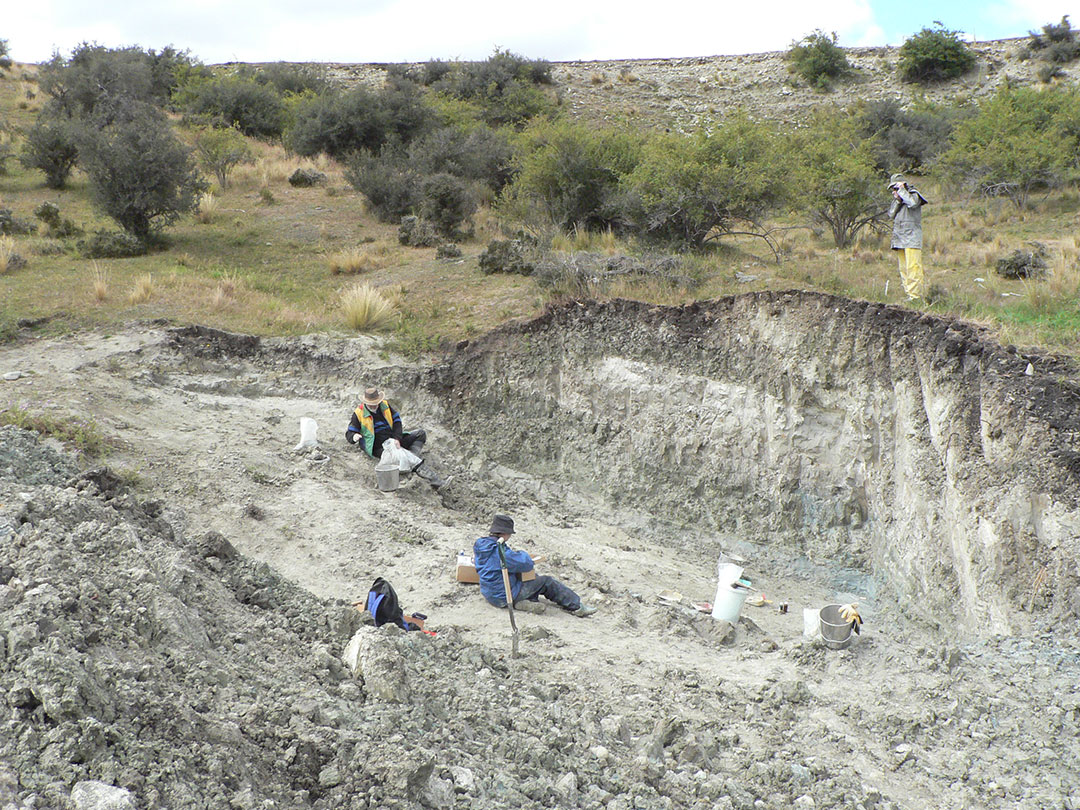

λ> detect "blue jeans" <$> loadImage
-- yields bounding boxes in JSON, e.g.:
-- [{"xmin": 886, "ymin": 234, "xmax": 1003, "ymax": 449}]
[{"xmin": 515, "ymin": 575, "xmax": 581, "ymax": 612}]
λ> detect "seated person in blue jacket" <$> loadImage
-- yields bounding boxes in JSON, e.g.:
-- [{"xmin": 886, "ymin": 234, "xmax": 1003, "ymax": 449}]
[
  {"xmin": 473, "ymin": 514, "xmax": 596, "ymax": 617},
  {"xmin": 345, "ymin": 387, "xmax": 446, "ymax": 487}
]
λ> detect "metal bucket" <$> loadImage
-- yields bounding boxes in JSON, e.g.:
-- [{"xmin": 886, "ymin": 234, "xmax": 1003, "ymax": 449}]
[
  {"xmin": 819, "ymin": 604, "xmax": 854, "ymax": 649},
  {"xmin": 375, "ymin": 463, "xmax": 399, "ymax": 492}
]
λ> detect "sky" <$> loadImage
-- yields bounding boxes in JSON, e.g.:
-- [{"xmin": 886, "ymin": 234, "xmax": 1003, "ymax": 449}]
[{"xmin": 5, "ymin": 0, "xmax": 1080, "ymax": 66}]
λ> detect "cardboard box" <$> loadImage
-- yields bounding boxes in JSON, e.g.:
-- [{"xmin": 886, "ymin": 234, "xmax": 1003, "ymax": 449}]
[{"xmin": 455, "ymin": 556, "xmax": 534, "ymax": 583}]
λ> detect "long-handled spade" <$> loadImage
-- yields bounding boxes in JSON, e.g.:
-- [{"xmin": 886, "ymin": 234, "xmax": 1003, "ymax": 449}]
[{"xmin": 496, "ymin": 538, "xmax": 520, "ymax": 657}]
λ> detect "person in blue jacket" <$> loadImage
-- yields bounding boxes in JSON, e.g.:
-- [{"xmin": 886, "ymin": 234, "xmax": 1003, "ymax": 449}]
[{"xmin": 473, "ymin": 514, "xmax": 596, "ymax": 617}]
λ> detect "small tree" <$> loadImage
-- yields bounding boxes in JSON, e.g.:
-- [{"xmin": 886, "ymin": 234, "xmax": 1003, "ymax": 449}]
[
  {"xmin": 20, "ymin": 115, "xmax": 80, "ymax": 188},
  {"xmin": 898, "ymin": 25, "xmax": 976, "ymax": 83},
  {"xmin": 181, "ymin": 75, "xmax": 286, "ymax": 139},
  {"xmin": 78, "ymin": 100, "xmax": 208, "ymax": 237},
  {"xmin": 0, "ymin": 39, "xmax": 12, "ymax": 71},
  {"xmin": 194, "ymin": 125, "xmax": 253, "ymax": 188},
  {"xmin": 792, "ymin": 113, "xmax": 885, "ymax": 247},
  {"xmin": 786, "ymin": 30, "xmax": 852, "ymax": 90},
  {"xmin": 622, "ymin": 114, "xmax": 789, "ymax": 250}
]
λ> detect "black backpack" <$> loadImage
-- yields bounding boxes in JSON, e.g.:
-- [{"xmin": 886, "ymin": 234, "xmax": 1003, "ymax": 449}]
[{"xmin": 366, "ymin": 577, "xmax": 422, "ymax": 631}]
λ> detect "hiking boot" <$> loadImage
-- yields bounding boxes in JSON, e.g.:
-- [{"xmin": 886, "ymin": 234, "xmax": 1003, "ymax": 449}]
[
  {"xmin": 572, "ymin": 604, "xmax": 597, "ymax": 618},
  {"xmin": 514, "ymin": 599, "xmax": 547, "ymax": 615},
  {"xmin": 414, "ymin": 464, "xmax": 448, "ymax": 489}
]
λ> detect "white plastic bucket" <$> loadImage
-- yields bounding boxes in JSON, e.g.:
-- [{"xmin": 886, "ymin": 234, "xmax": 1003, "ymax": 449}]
[
  {"xmin": 711, "ymin": 584, "xmax": 749, "ymax": 623},
  {"xmin": 375, "ymin": 463, "xmax": 399, "ymax": 492},
  {"xmin": 712, "ymin": 561, "xmax": 748, "ymax": 623}
]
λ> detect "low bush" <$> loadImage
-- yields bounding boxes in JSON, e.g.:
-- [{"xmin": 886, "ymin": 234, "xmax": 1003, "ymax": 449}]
[
  {"xmin": 436, "ymin": 243, "xmax": 462, "ymax": 259},
  {"xmin": 288, "ymin": 168, "xmax": 326, "ymax": 187},
  {"xmin": 898, "ymin": 25, "xmax": 976, "ymax": 83},
  {"xmin": 996, "ymin": 243, "xmax": 1049, "ymax": 279},
  {"xmin": 858, "ymin": 99, "xmax": 959, "ymax": 174},
  {"xmin": 397, "ymin": 216, "xmax": 440, "ymax": 247},
  {"xmin": 786, "ymin": 30, "xmax": 852, "ymax": 90},
  {"xmin": 181, "ymin": 76, "xmax": 286, "ymax": 139},
  {"xmin": 79, "ymin": 230, "xmax": 147, "ymax": 259},
  {"xmin": 287, "ymin": 82, "xmax": 433, "ymax": 158},
  {"xmin": 33, "ymin": 202, "xmax": 82, "ymax": 238},
  {"xmin": 1029, "ymin": 16, "xmax": 1080, "ymax": 63},
  {"xmin": 430, "ymin": 49, "xmax": 556, "ymax": 127},
  {"xmin": 0, "ymin": 209, "xmax": 38, "ymax": 236},
  {"xmin": 19, "ymin": 116, "xmax": 80, "ymax": 189},
  {"xmin": 344, "ymin": 152, "xmax": 420, "ymax": 223},
  {"xmin": 419, "ymin": 173, "xmax": 477, "ymax": 236},
  {"xmin": 0, "ymin": 39, "xmax": 11, "ymax": 71},
  {"xmin": 407, "ymin": 126, "xmax": 515, "ymax": 190},
  {"xmin": 478, "ymin": 238, "xmax": 537, "ymax": 276}
]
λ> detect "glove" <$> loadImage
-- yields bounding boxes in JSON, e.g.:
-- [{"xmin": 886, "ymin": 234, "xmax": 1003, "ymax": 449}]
[{"xmin": 838, "ymin": 603, "xmax": 862, "ymax": 635}]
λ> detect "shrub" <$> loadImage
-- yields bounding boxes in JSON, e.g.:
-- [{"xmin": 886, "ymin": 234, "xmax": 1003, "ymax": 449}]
[
  {"xmin": 1030, "ymin": 16, "xmax": 1080, "ymax": 63},
  {"xmin": 397, "ymin": 216, "xmax": 440, "ymax": 247},
  {"xmin": 37, "ymin": 43, "xmax": 193, "ymax": 120},
  {"xmin": 858, "ymin": 99, "xmax": 960, "ymax": 174},
  {"xmin": 1038, "ymin": 63, "xmax": 1065, "ymax": 83},
  {"xmin": 194, "ymin": 125, "xmax": 253, "ymax": 188},
  {"xmin": 288, "ymin": 167, "xmax": 327, "ymax": 187},
  {"xmin": 432, "ymin": 49, "xmax": 556, "ymax": 127},
  {"xmin": 20, "ymin": 116, "xmax": 80, "ymax": 188},
  {"xmin": 941, "ymin": 85, "xmax": 1080, "ymax": 209},
  {"xmin": 33, "ymin": 201, "xmax": 82, "ymax": 238},
  {"xmin": 182, "ymin": 76, "xmax": 286, "ymax": 138},
  {"xmin": 622, "ymin": 114, "xmax": 789, "ymax": 248},
  {"xmin": 478, "ymin": 238, "xmax": 537, "ymax": 275},
  {"xmin": 0, "ymin": 209, "xmax": 37, "ymax": 236},
  {"xmin": 244, "ymin": 62, "xmax": 330, "ymax": 95},
  {"xmin": 287, "ymin": 81, "xmax": 433, "ymax": 158},
  {"xmin": 340, "ymin": 283, "xmax": 397, "ymax": 331},
  {"xmin": 407, "ymin": 126, "xmax": 515, "ymax": 190},
  {"xmin": 498, "ymin": 119, "xmax": 644, "ymax": 232},
  {"xmin": 786, "ymin": 30, "xmax": 852, "ymax": 90},
  {"xmin": 78, "ymin": 100, "xmax": 208, "ymax": 237},
  {"xmin": 996, "ymin": 243, "xmax": 1049, "ymax": 279},
  {"xmin": 344, "ymin": 151, "xmax": 420, "ymax": 222},
  {"xmin": 898, "ymin": 25, "xmax": 976, "ymax": 83},
  {"xmin": 0, "ymin": 39, "xmax": 11, "ymax": 71},
  {"xmin": 436, "ymin": 242, "xmax": 462, "ymax": 259},
  {"xmin": 79, "ymin": 230, "xmax": 147, "ymax": 258},
  {"xmin": 419, "ymin": 173, "xmax": 477, "ymax": 236}
]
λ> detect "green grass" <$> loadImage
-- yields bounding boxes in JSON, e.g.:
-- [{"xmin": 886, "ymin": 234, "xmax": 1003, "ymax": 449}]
[{"xmin": 0, "ymin": 405, "xmax": 110, "ymax": 457}]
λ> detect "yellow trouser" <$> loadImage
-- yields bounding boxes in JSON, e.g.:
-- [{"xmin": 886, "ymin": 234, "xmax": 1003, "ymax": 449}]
[{"xmin": 897, "ymin": 248, "xmax": 923, "ymax": 300}]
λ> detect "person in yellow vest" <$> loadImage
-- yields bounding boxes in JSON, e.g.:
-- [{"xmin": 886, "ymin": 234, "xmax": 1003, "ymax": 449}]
[
  {"xmin": 345, "ymin": 387, "xmax": 446, "ymax": 487},
  {"xmin": 888, "ymin": 173, "xmax": 929, "ymax": 301}
]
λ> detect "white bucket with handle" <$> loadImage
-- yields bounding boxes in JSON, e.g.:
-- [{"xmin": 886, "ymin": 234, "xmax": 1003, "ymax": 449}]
[{"xmin": 712, "ymin": 562, "xmax": 748, "ymax": 623}]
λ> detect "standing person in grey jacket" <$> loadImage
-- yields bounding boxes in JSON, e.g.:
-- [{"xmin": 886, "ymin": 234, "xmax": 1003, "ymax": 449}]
[{"xmin": 888, "ymin": 173, "xmax": 929, "ymax": 301}]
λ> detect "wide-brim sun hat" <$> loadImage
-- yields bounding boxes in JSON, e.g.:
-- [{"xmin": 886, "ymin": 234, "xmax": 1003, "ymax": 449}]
[
  {"xmin": 888, "ymin": 173, "xmax": 906, "ymax": 188},
  {"xmin": 489, "ymin": 514, "xmax": 516, "ymax": 535},
  {"xmin": 362, "ymin": 387, "xmax": 383, "ymax": 408}
]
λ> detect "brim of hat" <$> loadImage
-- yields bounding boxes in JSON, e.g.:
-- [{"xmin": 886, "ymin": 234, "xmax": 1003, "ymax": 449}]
[{"xmin": 362, "ymin": 398, "xmax": 382, "ymax": 407}]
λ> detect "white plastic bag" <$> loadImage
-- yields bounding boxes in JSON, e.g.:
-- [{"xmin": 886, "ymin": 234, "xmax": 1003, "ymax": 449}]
[
  {"xmin": 381, "ymin": 439, "xmax": 423, "ymax": 472},
  {"xmin": 294, "ymin": 417, "xmax": 318, "ymax": 450}
]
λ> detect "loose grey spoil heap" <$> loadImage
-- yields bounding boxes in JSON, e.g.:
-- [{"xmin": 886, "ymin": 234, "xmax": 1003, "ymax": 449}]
[{"xmin": 0, "ymin": 425, "xmax": 874, "ymax": 810}]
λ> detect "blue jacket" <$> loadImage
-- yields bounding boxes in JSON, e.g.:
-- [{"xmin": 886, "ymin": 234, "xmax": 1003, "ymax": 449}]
[{"xmin": 473, "ymin": 535, "xmax": 534, "ymax": 606}]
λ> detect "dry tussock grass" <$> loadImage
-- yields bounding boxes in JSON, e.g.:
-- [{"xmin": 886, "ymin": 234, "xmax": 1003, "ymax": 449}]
[
  {"xmin": 91, "ymin": 262, "xmax": 108, "ymax": 301},
  {"xmin": 129, "ymin": 274, "xmax": 154, "ymax": 304},
  {"xmin": 328, "ymin": 243, "xmax": 400, "ymax": 275},
  {"xmin": 0, "ymin": 236, "xmax": 17, "ymax": 273},
  {"xmin": 341, "ymin": 283, "xmax": 398, "ymax": 332},
  {"xmin": 194, "ymin": 192, "xmax": 218, "ymax": 224}
]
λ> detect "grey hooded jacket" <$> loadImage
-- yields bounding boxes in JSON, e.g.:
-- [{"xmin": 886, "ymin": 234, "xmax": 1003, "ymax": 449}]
[{"xmin": 889, "ymin": 186, "xmax": 928, "ymax": 250}]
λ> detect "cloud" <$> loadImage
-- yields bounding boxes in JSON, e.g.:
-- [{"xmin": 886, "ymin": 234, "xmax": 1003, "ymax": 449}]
[{"xmin": 8, "ymin": 0, "xmax": 891, "ymax": 64}]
